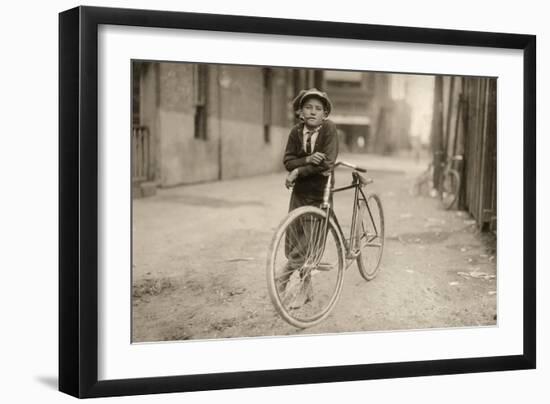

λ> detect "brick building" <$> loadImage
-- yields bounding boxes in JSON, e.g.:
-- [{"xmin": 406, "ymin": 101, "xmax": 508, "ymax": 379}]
[{"xmin": 324, "ymin": 71, "xmax": 432, "ymax": 154}]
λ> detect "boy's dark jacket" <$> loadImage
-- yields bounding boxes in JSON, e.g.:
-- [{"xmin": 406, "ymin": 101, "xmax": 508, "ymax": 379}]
[{"xmin": 283, "ymin": 119, "xmax": 339, "ymax": 198}]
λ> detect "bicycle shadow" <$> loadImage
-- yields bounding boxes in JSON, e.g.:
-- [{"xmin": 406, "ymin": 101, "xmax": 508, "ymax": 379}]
[{"xmin": 35, "ymin": 375, "xmax": 58, "ymax": 390}]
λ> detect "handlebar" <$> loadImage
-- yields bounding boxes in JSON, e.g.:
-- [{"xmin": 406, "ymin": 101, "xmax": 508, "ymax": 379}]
[{"xmin": 334, "ymin": 161, "xmax": 367, "ymax": 173}]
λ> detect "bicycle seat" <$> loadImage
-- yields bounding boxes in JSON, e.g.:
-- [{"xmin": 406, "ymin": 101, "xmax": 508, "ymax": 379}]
[{"xmin": 353, "ymin": 171, "xmax": 373, "ymax": 186}]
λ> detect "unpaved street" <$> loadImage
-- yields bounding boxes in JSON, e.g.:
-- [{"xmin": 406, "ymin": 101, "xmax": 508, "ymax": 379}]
[{"xmin": 132, "ymin": 153, "xmax": 496, "ymax": 342}]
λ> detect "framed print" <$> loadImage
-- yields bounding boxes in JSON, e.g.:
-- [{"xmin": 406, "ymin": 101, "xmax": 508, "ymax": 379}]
[{"xmin": 59, "ymin": 5, "xmax": 536, "ymax": 398}]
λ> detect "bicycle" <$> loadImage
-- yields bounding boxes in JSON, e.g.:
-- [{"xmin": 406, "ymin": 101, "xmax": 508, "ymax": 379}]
[
  {"xmin": 411, "ymin": 154, "xmax": 462, "ymax": 210},
  {"xmin": 410, "ymin": 162, "xmax": 435, "ymax": 198},
  {"xmin": 266, "ymin": 161, "xmax": 384, "ymax": 328},
  {"xmin": 439, "ymin": 155, "xmax": 462, "ymax": 210}
]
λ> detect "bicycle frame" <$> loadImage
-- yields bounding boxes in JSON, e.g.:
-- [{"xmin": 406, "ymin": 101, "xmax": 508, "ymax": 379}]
[{"xmin": 319, "ymin": 169, "xmax": 379, "ymax": 261}]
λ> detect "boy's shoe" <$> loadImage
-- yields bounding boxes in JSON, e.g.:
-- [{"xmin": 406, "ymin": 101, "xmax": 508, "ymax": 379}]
[
  {"xmin": 289, "ymin": 278, "xmax": 313, "ymax": 309},
  {"xmin": 277, "ymin": 279, "xmax": 288, "ymax": 296},
  {"xmin": 276, "ymin": 261, "xmax": 295, "ymax": 296}
]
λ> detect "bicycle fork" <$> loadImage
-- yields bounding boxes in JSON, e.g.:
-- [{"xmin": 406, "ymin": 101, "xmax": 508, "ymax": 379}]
[
  {"xmin": 308, "ymin": 172, "xmax": 333, "ymax": 266},
  {"xmin": 321, "ymin": 172, "xmax": 360, "ymax": 261},
  {"xmin": 347, "ymin": 184, "xmax": 362, "ymax": 260}
]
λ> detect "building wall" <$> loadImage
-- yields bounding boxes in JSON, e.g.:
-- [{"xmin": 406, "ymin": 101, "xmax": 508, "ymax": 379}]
[
  {"xmin": 434, "ymin": 75, "xmax": 497, "ymax": 231},
  {"xmin": 156, "ymin": 63, "xmax": 220, "ymax": 186},
  {"xmin": 138, "ymin": 62, "xmax": 292, "ymax": 188},
  {"xmin": 139, "ymin": 63, "xmax": 160, "ymax": 181},
  {"xmin": 216, "ymin": 65, "xmax": 289, "ymax": 179},
  {"xmin": 369, "ymin": 73, "xmax": 392, "ymax": 153},
  {"xmin": 462, "ymin": 77, "xmax": 497, "ymax": 231}
]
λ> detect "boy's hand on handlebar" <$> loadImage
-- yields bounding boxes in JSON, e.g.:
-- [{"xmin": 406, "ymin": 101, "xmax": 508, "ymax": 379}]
[
  {"xmin": 306, "ymin": 152, "xmax": 326, "ymax": 166},
  {"xmin": 285, "ymin": 169, "xmax": 299, "ymax": 189}
]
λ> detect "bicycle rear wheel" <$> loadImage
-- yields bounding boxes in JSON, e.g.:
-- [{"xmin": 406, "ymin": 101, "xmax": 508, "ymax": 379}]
[
  {"xmin": 440, "ymin": 169, "xmax": 460, "ymax": 210},
  {"xmin": 267, "ymin": 206, "xmax": 345, "ymax": 328},
  {"xmin": 356, "ymin": 194, "xmax": 385, "ymax": 281}
]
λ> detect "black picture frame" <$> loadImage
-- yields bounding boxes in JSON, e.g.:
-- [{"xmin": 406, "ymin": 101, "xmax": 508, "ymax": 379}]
[{"xmin": 59, "ymin": 5, "xmax": 536, "ymax": 398}]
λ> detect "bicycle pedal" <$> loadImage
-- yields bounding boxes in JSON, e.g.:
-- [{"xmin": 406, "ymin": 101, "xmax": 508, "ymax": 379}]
[{"xmin": 315, "ymin": 263, "xmax": 333, "ymax": 271}]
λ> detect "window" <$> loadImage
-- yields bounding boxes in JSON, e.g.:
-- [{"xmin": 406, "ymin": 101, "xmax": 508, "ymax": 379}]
[
  {"xmin": 263, "ymin": 68, "xmax": 272, "ymax": 144},
  {"xmin": 193, "ymin": 64, "xmax": 208, "ymax": 140},
  {"xmin": 325, "ymin": 70, "xmax": 363, "ymax": 89}
]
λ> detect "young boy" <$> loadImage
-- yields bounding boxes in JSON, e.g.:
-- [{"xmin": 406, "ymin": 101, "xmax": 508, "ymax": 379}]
[{"xmin": 281, "ymin": 88, "xmax": 339, "ymax": 307}]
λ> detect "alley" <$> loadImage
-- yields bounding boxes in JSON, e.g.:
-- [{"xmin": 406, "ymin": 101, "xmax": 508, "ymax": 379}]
[{"xmin": 132, "ymin": 153, "xmax": 497, "ymax": 342}]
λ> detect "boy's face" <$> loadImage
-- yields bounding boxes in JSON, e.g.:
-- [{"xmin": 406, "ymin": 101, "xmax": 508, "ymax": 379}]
[{"xmin": 301, "ymin": 97, "xmax": 327, "ymax": 128}]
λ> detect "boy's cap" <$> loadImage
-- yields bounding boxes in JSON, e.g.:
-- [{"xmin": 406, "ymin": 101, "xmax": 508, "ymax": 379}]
[{"xmin": 292, "ymin": 88, "xmax": 332, "ymax": 115}]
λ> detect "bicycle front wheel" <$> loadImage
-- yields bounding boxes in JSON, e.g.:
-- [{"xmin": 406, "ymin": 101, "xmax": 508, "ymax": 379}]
[
  {"xmin": 440, "ymin": 169, "xmax": 460, "ymax": 210},
  {"xmin": 267, "ymin": 206, "xmax": 345, "ymax": 328},
  {"xmin": 356, "ymin": 194, "xmax": 385, "ymax": 281}
]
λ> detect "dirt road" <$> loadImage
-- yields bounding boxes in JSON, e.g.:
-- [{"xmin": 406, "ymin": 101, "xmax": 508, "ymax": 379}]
[{"xmin": 132, "ymin": 153, "xmax": 496, "ymax": 342}]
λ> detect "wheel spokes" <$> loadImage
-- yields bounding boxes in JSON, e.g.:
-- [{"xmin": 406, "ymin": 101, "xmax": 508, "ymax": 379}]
[{"xmin": 273, "ymin": 211, "xmax": 342, "ymax": 322}]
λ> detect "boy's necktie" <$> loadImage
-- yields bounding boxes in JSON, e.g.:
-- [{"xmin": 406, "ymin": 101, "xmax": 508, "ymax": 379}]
[
  {"xmin": 305, "ymin": 134, "xmax": 312, "ymax": 154},
  {"xmin": 305, "ymin": 129, "xmax": 315, "ymax": 154}
]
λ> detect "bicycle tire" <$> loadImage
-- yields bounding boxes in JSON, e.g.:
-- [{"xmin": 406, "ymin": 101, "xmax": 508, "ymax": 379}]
[
  {"xmin": 440, "ymin": 169, "xmax": 461, "ymax": 210},
  {"xmin": 266, "ymin": 206, "xmax": 345, "ymax": 328},
  {"xmin": 356, "ymin": 193, "xmax": 385, "ymax": 281}
]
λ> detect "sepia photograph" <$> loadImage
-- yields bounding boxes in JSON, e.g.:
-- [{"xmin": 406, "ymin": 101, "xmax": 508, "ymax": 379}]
[{"xmin": 131, "ymin": 61, "xmax": 497, "ymax": 342}]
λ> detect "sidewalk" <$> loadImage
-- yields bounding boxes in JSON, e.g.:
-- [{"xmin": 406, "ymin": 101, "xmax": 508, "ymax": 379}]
[{"xmin": 132, "ymin": 153, "xmax": 496, "ymax": 341}]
